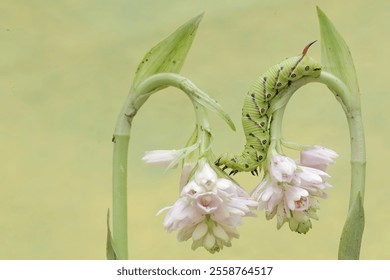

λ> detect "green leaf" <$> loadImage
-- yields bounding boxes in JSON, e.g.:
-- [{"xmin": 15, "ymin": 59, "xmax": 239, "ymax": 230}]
[
  {"xmin": 317, "ymin": 7, "xmax": 360, "ymax": 101},
  {"xmin": 106, "ymin": 209, "xmax": 118, "ymax": 260},
  {"xmin": 338, "ymin": 193, "xmax": 365, "ymax": 259},
  {"xmin": 131, "ymin": 13, "xmax": 203, "ymax": 91}
]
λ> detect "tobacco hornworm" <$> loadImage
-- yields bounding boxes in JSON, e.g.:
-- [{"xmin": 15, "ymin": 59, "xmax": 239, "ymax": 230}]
[{"xmin": 216, "ymin": 41, "xmax": 322, "ymax": 175}]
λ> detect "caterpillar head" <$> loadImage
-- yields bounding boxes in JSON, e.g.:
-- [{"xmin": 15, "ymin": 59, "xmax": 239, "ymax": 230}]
[
  {"xmin": 289, "ymin": 41, "xmax": 322, "ymax": 80},
  {"xmin": 300, "ymin": 40, "xmax": 322, "ymax": 78},
  {"xmin": 301, "ymin": 55, "xmax": 322, "ymax": 78}
]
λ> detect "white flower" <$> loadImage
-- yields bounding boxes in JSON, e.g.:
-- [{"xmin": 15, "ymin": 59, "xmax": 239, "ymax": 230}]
[
  {"xmin": 181, "ymin": 180, "xmax": 205, "ymax": 197},
  {"xmin": 252, "ymin": 150, "xmax": 336, "ymax": 234},
  {"xmin": 285, "ymin": 186, "xmax": 309, "ymax": 211},
  {"xmin": 251, "ymin": 178, "xmax": 283, "ymax": 213},
  {"xmin": 142, "ymin": 150, "xmax": 178, "ymax": 166},
  {"xmin": 158, "ymin": 162, "xmax": 257, "ymax": 253},
  {"xmin": 194, "ymin": 192, "xmax": 223, "ymax": 214},
  {"xmin": 269, "ymin": 154, "xmax": 297, "ymax": 182},
  {"xmin": 194, "ymin": 163, "xmax": 218, "ymax": 190},
  {"xmin": 300, "ymin": 145, "xmax": 338, "ymax": 171}
]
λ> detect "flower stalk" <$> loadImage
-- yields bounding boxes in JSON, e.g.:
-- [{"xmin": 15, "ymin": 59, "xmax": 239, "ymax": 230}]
[
  {"xmin": 110, "ymin": 72, "xmax": 234, "ymax": 259},
  {"xmin": 268, "ymin": 70, "xmax": 365, "ymax": 258}
]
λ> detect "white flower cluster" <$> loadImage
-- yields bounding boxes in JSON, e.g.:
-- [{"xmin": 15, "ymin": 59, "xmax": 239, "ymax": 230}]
[
  {"xmin": 251, "ymin": 146, "xmax": 338, "ymax": 234},
  {"xmin": 143, "ymin": 145, "xmax": 338, "ymax": 251},
  {"xmin": 157, "ymin": 163, "xmax": 257, "ymax": 253}
]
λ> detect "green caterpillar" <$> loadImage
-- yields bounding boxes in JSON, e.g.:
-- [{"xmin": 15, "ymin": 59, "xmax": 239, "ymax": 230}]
[{"xmin": 216, "ymin": 41, "xmax": 322, "ymax": 176}]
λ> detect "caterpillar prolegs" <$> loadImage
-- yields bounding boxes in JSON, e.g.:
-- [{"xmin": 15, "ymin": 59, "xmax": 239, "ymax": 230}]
[{"xmin": 216, "ymin": 41, "xmax": 322, "ymax": 175}]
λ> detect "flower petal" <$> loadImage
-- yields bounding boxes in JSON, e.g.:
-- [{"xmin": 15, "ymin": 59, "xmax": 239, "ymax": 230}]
[
  {"xmin": 156, "ymin": 206, "xmax": 172, "ymax": 216},
  {"xmin": 212, "ymin": 224, "xmax": 229, "ymax": 242},
  {"xmin": 295, "ymin": 166, "xmax": 329, "ymax": 186},
  {"xmin": 195, "ymin": 163, "xmax": 217, "ymax": 189},
  {"xmin": 142, "ymin": 150, "xmax": 178, "ymax": 166},
  {"xmin": 181, "ymin": 180, "xmax": 205, "ymax": 197},
  {"xmin": 192, "ymin": 222, "xmax": 208, "ymax": 241},
  {"xmin": 250, "ymin": 178, "xmax": 269, "ymax": 200},
  {"xmin": 300, "ymin": 145, "xmax": 338, "ymax": 168},
  {"xmin": 267, "ymin": 189, "xmax": 283, "ymax": 212},
  {"xmin": 177, "ymin": 224, "xmax": 197, "ymax": 241},
  {"xmin": 285, "ymin": 187, "xmax": 309, "ymax": 210},
  {"xmin": 203, "ymin": 233, "xmax": 216, "ymax": 250},
  {"xmin": 270, "ymin": 154, "xmax": 297, "ymax": 183},
  {"xmin": 194, "ymin": 192, "xmax": 223, "ymax": 214}
]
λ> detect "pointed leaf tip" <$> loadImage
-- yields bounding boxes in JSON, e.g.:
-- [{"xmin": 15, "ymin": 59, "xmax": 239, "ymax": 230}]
[
  {"xmin": 317, "ymin": 7, "xmax": 360, "ymax": 100},
  {"xmin": 132, "ymin": 14, "xmax": 203, "ymax": 91}
]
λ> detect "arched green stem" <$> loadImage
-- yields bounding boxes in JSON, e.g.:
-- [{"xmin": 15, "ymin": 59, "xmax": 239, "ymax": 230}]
[
  {"xmin": 269, "ymin": 70, "xmax": 366, "ymax": 259},
  {"xmin": 111, "ymin": 73, "xmax": 223, "ymax": 259}
]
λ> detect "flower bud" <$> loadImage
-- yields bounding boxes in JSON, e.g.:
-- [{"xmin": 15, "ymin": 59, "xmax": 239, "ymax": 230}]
[
  {"xmin": 300, "ymin": 145, "xmax": 338, "ymax": 171},
  {"xmin": 142, "ymin": 150, "xmax": 178, "ymax": 166},
  {"xmin": 269, "ymin": 154, "xmax": 297, "ymax": 183}
]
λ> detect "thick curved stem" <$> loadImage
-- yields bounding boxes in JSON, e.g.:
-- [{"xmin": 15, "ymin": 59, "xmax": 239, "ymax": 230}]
[
  {"xmin": 111, "ymin": 73, "xmax": 224, "ymax": 259},
  {"xmin": 316, "ymin": 72, "xmax": 366, "ymax": 209},
  {"xmin": 269, "ymin": 71, "xmax": 366, "ymax": 259}
]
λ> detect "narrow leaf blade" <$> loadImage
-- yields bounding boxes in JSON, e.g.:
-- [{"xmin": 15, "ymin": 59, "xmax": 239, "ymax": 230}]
[
  {"xmin": 338, "ymin": 193, "xmax": 365, "ymax": 259},
  {"xmin": 132, "ymin": 14, "xmax": 203, "ymax": 91},
  {"xmin": 188, "ymin": 86, "xmax": 236, "ymax": 131},
  {"xmin": 317, "ymin": 7, "xmax": 360, "ymax": 99}
]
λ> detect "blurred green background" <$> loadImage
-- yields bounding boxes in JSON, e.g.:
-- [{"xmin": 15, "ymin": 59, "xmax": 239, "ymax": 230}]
[{"xmin": 1, "ymin": 0, "xmax": 389, "ymax": 259}]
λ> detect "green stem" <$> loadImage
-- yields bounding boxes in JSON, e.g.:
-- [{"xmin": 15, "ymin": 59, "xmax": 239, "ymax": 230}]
[
  {"xmin": 193, "ymin": 105, "xmax": 211, "ymax": 157},
  {"xmin": 110, "ymin": 86, "xmax": 138, "ymax": 259},
  {"xmin": 318, "ymin": 73, "xmax": 366, "ymax": 260},
  {"xmin": 269, "ymin": 71, "xmax": 366, "ymax": 259},
  {"xmin": 111, "ymin": 134, "xmax": 129, "ymax": 259},
  {"xmin": 317, "ymin": 72, "xmax": 366, "ymax": 208}
]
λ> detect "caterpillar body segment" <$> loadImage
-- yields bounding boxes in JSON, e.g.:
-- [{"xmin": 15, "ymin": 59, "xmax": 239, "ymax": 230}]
[
  {"xmin": 215, "ymin": 150, "xmax": 263, "ymax": 175},
  {"xmin": 216, "ymin": 42, "xmax": 322, "ymax": 175}
]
